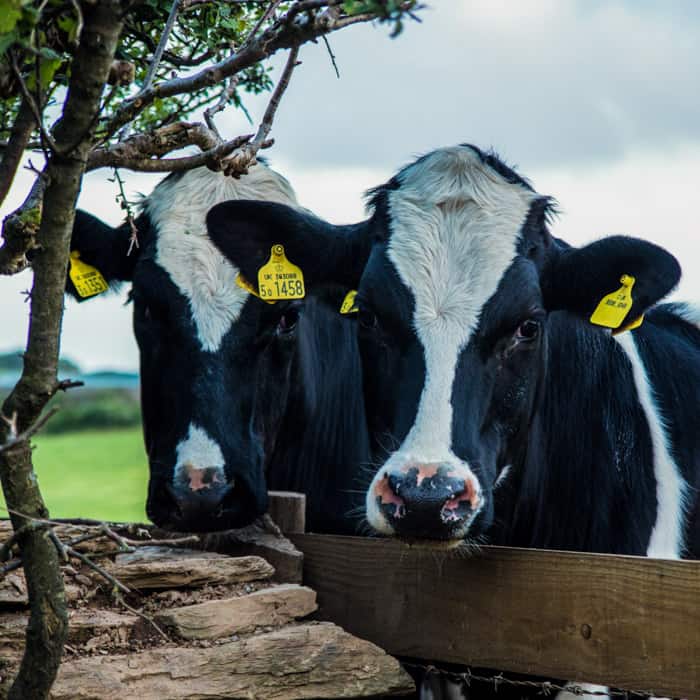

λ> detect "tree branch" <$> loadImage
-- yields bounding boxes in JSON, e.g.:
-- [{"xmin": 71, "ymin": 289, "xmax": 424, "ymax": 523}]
[
  {"xmin": 100, "ymin": 1, "xmax": 377, "ymax": 140},
  {"xmin": 0, "ymin": 98, "xmax": 36, "ymax": 208},
  {"xmin": 0, "ymin": 0, "xmax": 126, "ymax": 696},
  {"xmin": 88, "ymin": 127, "xmax": 254, "ymax": 172},
  {"xmin": 139, "ymin": 0, "xmax": 181, "ymax": 95},
  {"xmin": 222, "ymin": 45, "xmax": 298, "ymax": 176}
]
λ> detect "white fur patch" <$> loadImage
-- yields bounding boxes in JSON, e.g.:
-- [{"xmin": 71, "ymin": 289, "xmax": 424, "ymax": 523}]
[
  {"xmin": 174, "ymin": 423, "xmax": 226, "ymax": 486},
  {"xmin": 674, "ymin": 302, "xmax": 700, "ymax": 329},
  {"xmin": 366, "ymin": 146, "xmax": 536, "ymax": 535},
  {"xmin": 614, "ymin": 332, "xmax": 688, "ymax": 558},
  {"xmin": 494, "ymin": 464, "xmax": 512, "ymax": 489},
  {"xmin": 147, "ymin": 164, "xmax": 298, "ymax": 352}
]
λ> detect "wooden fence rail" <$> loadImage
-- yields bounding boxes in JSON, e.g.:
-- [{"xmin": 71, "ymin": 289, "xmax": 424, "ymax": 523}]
[{"xmin": 291, "ymin": 533, "xmax": 700, "ymax": 699}]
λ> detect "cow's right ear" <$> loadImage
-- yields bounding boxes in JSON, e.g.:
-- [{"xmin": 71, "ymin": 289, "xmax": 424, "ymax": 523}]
[
  {"xmin": 206, "ymin": 200, "xmax": 371, "ymax": 292},
  {"xmin": 66, "ymin": 210, "xmax": 141, "ymax": 301}
]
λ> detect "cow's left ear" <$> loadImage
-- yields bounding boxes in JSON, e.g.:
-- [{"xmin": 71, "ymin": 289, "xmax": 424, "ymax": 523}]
[
  {"xmin": 541, "ymin": 235, "xmax": 681, "ymax": 327},
  {"xmin": 206, "ymin": 200, "xmax": 372, "ymax": 292}
]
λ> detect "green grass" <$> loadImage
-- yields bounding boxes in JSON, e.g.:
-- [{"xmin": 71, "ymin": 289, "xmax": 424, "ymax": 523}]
[{"xmin": 1, "ymin": 427, "xmax": 149, "ymax": 522}]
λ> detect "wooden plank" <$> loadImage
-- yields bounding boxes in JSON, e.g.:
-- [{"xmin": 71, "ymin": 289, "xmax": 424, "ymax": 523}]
[
  {"xmin": 268, "ymin": 491, "xmax": 306, "ymax": 534},
  {"xmin": 292, "ymin": 534, "xmax": 700, "ymax": 699}
]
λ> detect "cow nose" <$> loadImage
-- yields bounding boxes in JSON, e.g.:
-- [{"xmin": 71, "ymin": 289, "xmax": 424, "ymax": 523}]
[
  {"xmin": 167, "ymin": 480, "xmax": 235, "ymax": 524},
  {"xmin": 374, "ymin": 462, "xmax": 481, "ymax": 539}
]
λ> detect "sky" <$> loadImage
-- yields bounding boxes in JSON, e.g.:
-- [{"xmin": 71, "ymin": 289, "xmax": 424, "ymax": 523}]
[{"xmin": 1, "ymin": 0, "xmax": 699, "ymax": 371}]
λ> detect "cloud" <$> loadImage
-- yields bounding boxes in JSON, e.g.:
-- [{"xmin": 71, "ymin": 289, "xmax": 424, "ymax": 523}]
[{"xmin": 231, "ymin": 0, "xmax": 700, "ymax": 170}]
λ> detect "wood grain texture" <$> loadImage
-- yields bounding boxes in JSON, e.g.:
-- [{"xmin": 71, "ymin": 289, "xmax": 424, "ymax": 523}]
[
  {"xmin": 268, "ymin": 491, "xmax": 306, "ymax": 534},
  {"xmin": 107, "ymin": 547, "xmax": 274, "ymax": 589},
  {"xmin": 155, "ymin": 584, "xmax": 317, "ymax": 639},
  {"xmin": 49, "ymin": 622, "xmax": 415, "ymax": 699},
  {"xmin": 292, "ymin": 534, "xmax": 700, "ymax": 699}
]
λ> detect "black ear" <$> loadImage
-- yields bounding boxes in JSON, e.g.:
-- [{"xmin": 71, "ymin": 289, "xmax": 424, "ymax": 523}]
[
  {"xmin": 206, "ymin": 200, "xmax": 371, "ymax": 291},
  {"xmin": 542, "ymin": 235, "xmax": 681, "ymax": 325},
  {"xmin": 66, "ymin": 210, "xmax": 142, "ymax": 300}
]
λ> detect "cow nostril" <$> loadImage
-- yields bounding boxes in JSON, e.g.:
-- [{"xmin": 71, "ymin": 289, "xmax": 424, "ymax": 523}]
[{"xmin": 375, "ymin": 472, "xmax": 407, "ymax": 520}]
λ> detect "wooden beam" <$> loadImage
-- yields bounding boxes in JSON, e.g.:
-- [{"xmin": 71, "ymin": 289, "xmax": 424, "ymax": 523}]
[
  {"xmin": 268, "ymin": 491, "xmax": 306, "ymax": 534},
  {"xmin": 292, "ymin": 534, "xmax": 700, "ymax": 699}
]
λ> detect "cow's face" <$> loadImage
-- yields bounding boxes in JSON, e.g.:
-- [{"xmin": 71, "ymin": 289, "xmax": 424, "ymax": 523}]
[
  {"xmin": 68, "ymin": 165, "xmax": 301, "ymax": 532},
  {"xmin": 208, "ymin": 144, "xmax": 681, "ymax": 545}
]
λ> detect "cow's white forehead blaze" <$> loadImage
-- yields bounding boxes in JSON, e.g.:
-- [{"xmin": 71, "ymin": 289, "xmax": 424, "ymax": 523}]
[
  {"xmin": 366, "ymin": 146, "xmax": 537, "ymax": 536},
  {"xmin": 147, "ymin": 164, "xmax": 299, "ymax": 352},
  {"xmin": 386, "ymin": 146, "xmax": 536, "ymax": 459}
]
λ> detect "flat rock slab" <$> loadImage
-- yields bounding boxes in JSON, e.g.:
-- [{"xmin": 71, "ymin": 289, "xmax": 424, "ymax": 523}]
[
  {"xmin": 155, "ymin": 584, "xmax": 317, "ymax": 640},
  {"xmin": 50, "ymin": 621, "xmax": 415, "ymax": 699},
  {"xmin": 0, "ymin": 609, "xmax": 139, "ymax": 647},
  {"xmin": 107, "ymin": 547, "xmax": 274, "ymax": 589},
  {"xmin": 0, "ymin": 571, "xmax": 80, "ymax": 607}
]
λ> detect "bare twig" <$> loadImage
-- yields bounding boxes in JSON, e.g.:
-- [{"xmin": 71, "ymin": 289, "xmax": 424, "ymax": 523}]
[
  {"xmin": 114, "ymin": 591, "xmax": 169, "ymax": 640},
  {"xmin": 54, "ymin": 379, "xmax": 85, "ymax": 393},
  {"xmin": 64, "ymin": 545, "xmax": 132, "ymax": 595},
  {"xmin": 242, "ymin": 0, "xmax": 284, "ymax": 49},
  {"xmin": 222, "ymin": 45, "xmax": 299, "ymax": 175},
  {"xmin": 322, "ymin": 35, "xmax": 340, "ymax": 78},
  {"xmin": 139, "ymin": 0, "xmax": 182, "ymax": 95},
  {"xmin": 0, "ymin": 98, "xmax": 36, "ymax": 208},
  {"xmin": 110, "ymin": 169, "xmax": 139, "ymax": 255},
  {"xmin": 0, "ymin": 407, "xmax": 58, "ymax": 454},
  {"xmin": 203, "ymin": 76, "xmax": 240, "ymax": 140},
  {"xmin": 9, "ymin": 53, "xmax": 59, "ymax": 155},
  {"xmin": 69, "ymin": 0, "xmax": 84, "ymax": 47}
]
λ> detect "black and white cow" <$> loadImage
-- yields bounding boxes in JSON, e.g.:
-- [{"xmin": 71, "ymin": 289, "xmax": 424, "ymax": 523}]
[
  {"xmin": 67, "ymin": 164, "xmax": 368, "ymax": 533},
  {"xmin": 208, "ymin": 144, "xmax": 699, "ymax": 556},
  {"xmin": 207, "ymin": 144, "xmax": 700, "ymax": 696}
]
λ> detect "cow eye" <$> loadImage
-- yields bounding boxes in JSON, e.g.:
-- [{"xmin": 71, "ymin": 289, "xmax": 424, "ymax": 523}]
[
  {"xmin": 516, "ymin": 319, "xmax": 540, "ymax": 341},
  {"xmin": 276, "ymin": 308, "xmax": 299, "ymax": 335}
]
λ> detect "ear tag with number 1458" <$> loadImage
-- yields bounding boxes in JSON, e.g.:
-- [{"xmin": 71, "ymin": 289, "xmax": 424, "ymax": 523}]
[{"xmin": 257, "ymin": 244, "xmax": 305, "ymax": 301}]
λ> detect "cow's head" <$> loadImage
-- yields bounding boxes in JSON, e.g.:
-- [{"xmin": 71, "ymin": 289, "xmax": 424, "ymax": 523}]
[
  {"xmin": 66, "ymin": 164, "xmax": 302, "ymax": 531},
  {"xmin": 208, "ymin": 145, "xmax": 681, "ymax": 544}
]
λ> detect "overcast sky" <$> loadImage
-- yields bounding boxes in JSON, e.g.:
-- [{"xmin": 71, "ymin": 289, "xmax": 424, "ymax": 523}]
[{"xmin": 1, "ymin": 0, "xmax": 698, "ymax": 371}]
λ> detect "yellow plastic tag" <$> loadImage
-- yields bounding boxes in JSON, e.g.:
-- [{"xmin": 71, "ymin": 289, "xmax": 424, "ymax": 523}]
[
  {"xmin": 69, "ymin": 251, "xmax": 108, "ymax": 298},
  {"xmin": 590, "ymin": 274, "xmax": 636, "ymax": 329},
  {"xmin": 340, "ymin": 290, "xmax": 359, "ymax": 314},
  {"xmin": 257, "ymin": 245, "xmax": 305, "ymax": 301},
  {"xmin": 613, "ymin": 314, "xmax": 644, "ymax": 335},
  {"xmin": 235, "ymin": 273, "xmax": 275, "ymax": 304}
]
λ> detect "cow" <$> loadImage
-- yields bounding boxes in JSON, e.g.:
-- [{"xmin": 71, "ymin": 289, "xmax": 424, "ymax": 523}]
[
  {"xmin": 66, "ymin": 163, "xmax": 368, "ymax": 534},
  {"xmin": 206, "ymin": 144, "xmax": 700, "ymax": 698}
]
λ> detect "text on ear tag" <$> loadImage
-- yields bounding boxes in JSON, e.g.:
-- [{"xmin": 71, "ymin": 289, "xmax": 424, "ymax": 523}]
[
  {"xmin": 340, "ymin": 290, "xmax": 359, "ymax": 314},
  {"xmin": 235, "ymin": 273, "xmax": 275, "ymax": 304},
  {"xmin": 257, "ymin": 244, "xmax": 305, "ymax": 301},
  {"xmin": 69, "ymin": 251, "xmax": 109, "ymax": 298},
  {"xmin": 590, "ymin": 274, "xmax": 636, "ymax": 329}
]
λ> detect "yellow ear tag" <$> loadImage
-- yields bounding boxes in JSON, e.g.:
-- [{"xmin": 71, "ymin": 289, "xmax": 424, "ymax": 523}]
[
  {"xmin": 69, "ymin": 251, "xmax": 109, "ymax": 298},
  {"xmin": 613, "ymin": 314, "xmax": 644, "ymax": 335},
  {"xmin": 235, "ymin": 273, "xmax": 275, "ymax": 304},
  {"xmin": 590, "ymin": 274, "xmax": 637, "ymax": 329},
  {"xmin": 340, "ymin": 290, "xmax": 359, "ymax": 314},
  {"xmin": 257, "ymin": 245, "xmax": 305, "ymax": 301}
]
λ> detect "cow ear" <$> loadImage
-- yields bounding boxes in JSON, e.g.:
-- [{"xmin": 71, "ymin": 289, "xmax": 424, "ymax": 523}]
[
  {"xmin": 206, "ymin": 200, "xmax": 371, "ymax": 290},
  {"xmin": 541, "ymin": 235, "xmax": 681, "ymax": 327},
  {"xmin": 66, "ymin": 210, "xmax": 141, "ymax": 301}
]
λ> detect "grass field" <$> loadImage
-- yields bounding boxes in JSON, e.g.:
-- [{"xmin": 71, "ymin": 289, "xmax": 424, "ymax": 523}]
[{"xmin": 1, "ymin": 427, "xmax": 149, "ymax": 522}]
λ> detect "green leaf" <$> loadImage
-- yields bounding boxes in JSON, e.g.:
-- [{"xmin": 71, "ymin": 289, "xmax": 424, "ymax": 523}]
[
  {"xmin": 0, "ymin": 0, "xmax": 22, "ymax": 35},
  {"xmin": 0, "ymin": 29, "xmax": 18, "ymax": 54}
]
